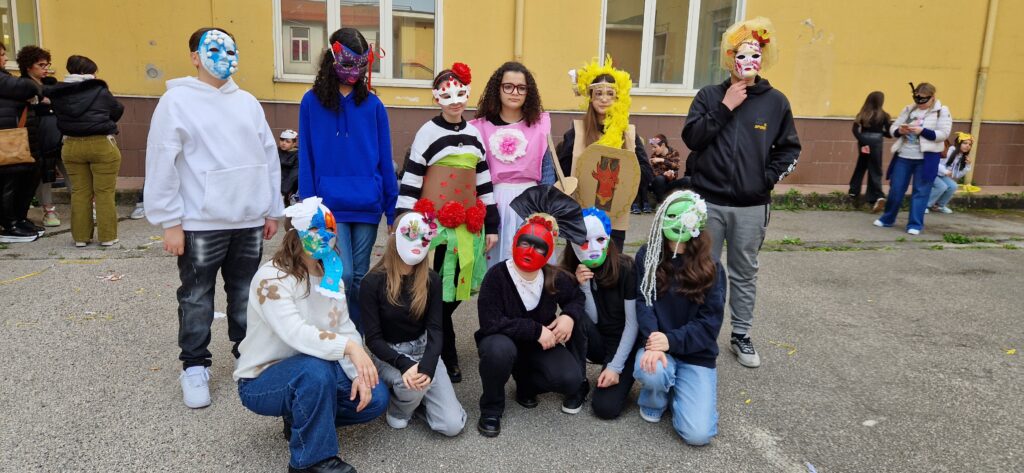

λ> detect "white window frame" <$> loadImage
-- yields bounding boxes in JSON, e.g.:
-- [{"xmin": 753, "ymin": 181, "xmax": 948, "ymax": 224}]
[
  {"xmin": 599, "ymin": 0, "xmax": 745, "ymax": 96},
  {"xmin": 273, "ymin": 0, "xmax": 444, "ymax": 88},
  {"xmin": 290, "ymin": 26, "xmax": 311, "ymax": 63},
  {"xmin": 3, "ymin": 0, "xmax": 42, "ymax": 72}
]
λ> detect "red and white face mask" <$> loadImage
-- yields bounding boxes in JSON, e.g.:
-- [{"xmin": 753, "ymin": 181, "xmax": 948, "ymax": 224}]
[
  {"xmin": 512, "ymin": 220, "xmax": 554, "ymax": 272},
  {"xmin": 733, "ymin": 40, "xmax": 762, "ymax": 79},
  {"xmin": 432, "ymin": 77, "xmax": 470, "ymax": 106}
]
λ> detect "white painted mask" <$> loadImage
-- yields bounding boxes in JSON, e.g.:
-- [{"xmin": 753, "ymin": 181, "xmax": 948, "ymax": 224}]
[
  {"xmin": 432, "ymin": 77, "xmax": 470, "ymax": 106},
  {"xmin": 571, "ymin": 210, "xmax": 611, "ymax": 269},
  {"xmin": 733, "ymin": 40, "xmax": 762, "ymax": 79},
  {"xmin": 396, "ymin": 211, "xmax": 437, "ymax": 265},
  {"xmin": 198, "ymin": 29, "xmax": 238, "ymax": 80}
]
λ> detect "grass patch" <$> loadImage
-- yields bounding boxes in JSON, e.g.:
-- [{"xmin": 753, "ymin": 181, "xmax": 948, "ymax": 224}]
[
  {"xmin": 972, "ymin": 236, "xmax": 997, "ymax": 243},
  {"xmin": 1003, "ymin": 244, "xmax": 1019, "ymax": 250},
  {"xmin": 1009, "ymin": 237, "xmax": 1024, "ymax": 242},
  {"xmin": 807, "ymin": 245, "xmax": 860, "ymax": 252},
  {"xmin": 943, "ymin": 233, "xmax": 973, "ymax": 244},
  {"xmin": 779, "ymin": 236, "xmax": 803, "ymax": 245},
  {"xmin": 929, "ymin": 244, "xmax": 945, "ymax": 250},
  {"xmin": 0, "ymin": 243, "xmax": 8, "ymax": 250},
  {"xmin": 896, "ymin": 237, "xmax": 907, "ymax": 243}
]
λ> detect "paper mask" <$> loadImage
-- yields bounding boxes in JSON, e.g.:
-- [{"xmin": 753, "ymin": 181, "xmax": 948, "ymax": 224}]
[
  {"xmin": 331, "ymin": 41, "xmax": 369, "ymax": 85},
  {"xmin": 396, "ymin": 211, "xmax": 437, "ymax": 266},
  {"xmin": 512, "ymin": 216, "xmax": 555, "ymax": 272},
  {"xmin": 198, "ymin": 30, "xmax": 238, "ymax": 80},
  {"xmin": 433, "ymin": 77, "xmax": 470, "ymax": 106},
  {"xmin": 572, "ymin": 208, "xmax": 611, "ymax": 268},
  {"xmin": 733, "ymin": 41, "xmax": 762, "ymax": 79},
  {"xmin": 284, "ymin": 197, "xmax": 345, "ymax": 300},
  {"xmin": 661, "ymin": 191, "xmax": 708, "ymax": 243}
]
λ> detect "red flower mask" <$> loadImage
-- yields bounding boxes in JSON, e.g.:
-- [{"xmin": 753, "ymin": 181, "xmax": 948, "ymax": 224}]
[{"xmin": 512, "ymin": 218, "xmax": 554, "ymax": 272}]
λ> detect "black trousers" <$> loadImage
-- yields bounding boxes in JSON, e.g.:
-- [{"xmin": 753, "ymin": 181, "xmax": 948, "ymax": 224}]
[
  {"xmin": 581, "ymin": 315, "xmax": 637, "ymax": 419},
  {"xmin": 433, "ymin": 246, "xmax": 461, "ymax": 370},
  {"xmin": 0, "ymin": 169, "xmax": 33, "ymax": 228},
  {"xmin": 477, "ymin": 326, "xmax": 587, "ymax": 417},
  {"xmin": 650, "ymin": 175, "xmax": 672, "ymax": 204},
  {"xmin": 849, "ymin": 138, "xmax": 885, "ymax": 203},
  {"xmin": 633, "ymin": 171, "xmax": 651, "ymax": 208}
]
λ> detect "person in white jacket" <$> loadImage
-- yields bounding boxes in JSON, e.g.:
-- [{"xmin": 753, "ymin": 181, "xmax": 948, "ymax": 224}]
[
  {"xmin": 873, "ymin": 82, "xmax": 952, "ymax": 235},
  {"xmin": 143, "ymin": 27, "xmax": 283, "ymax": 409},
  {"xmin": 928, "ymin": 133, "xmax": 973, "ymax": 214},
  {"xmin": 235, "ymin": 197, "xmax": 385, "ymax": 473}
]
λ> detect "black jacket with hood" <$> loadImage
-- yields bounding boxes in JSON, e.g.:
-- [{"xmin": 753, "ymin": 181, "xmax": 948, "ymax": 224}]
[
  {"xmin": 47, "ymin": 78, "xmax": 123, "ymax": 137},
  {"xmin": 682, "ymin": 77, "xmax": 801, "ymax": 207},
  {"xmin": 0, "ymin": 70, "xmax": 40, "ymax": 175}
]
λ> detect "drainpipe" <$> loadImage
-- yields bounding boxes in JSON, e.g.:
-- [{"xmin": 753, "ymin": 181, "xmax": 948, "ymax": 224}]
[
  {"xmin": 514, "ymin": 0, "xmax": 525, "ymax": 61},
  {"xmin": 965, "ymin": 0, "xmax": 998, "ymax": 185}
]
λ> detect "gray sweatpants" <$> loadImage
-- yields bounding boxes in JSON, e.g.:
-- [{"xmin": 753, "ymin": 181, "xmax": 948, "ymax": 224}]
[
  {"xmin": 374, "ymin": 334, "xmax": 467, "ymax": 437},
  {"xmin": 705, "ymin": 203, "xmax": 770, "ymax": 336}
]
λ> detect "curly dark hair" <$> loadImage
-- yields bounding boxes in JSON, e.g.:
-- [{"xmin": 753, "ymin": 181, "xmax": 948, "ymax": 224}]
[
  {"xmin": 656, "ymin": 231, "xmax": 716, "ymax": 304},
  {"xmin": 16, "ymin": 45, "xmax": 51, "ymax": 77},
  {"xmin": 312, "ymin": 28, "xmax": 370, "ymax": 111},
  {"xmin": 474, "ymin": 61, "xmax": 543, "ymax": 126}
]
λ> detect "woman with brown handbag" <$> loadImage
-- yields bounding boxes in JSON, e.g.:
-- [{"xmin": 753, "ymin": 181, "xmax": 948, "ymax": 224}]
[{"xmin": 0, "ymin": 42, "xmax": 43, "ymax": 243}]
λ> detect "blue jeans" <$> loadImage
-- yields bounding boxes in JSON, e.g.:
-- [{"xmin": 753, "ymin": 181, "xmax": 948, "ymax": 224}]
[
  {"xmin": 335, "ymin": 222, "xmax": 378, "ymax": 331},
  {"xmin": 237, "ymin": 354, "xmax": 388, "ymax": 469},
  {"xmin": 928, "ymin": 175, "xmax": 958, "ymax": 208},
  {"xmin": 879, "ymin": 155, "xmax": 939, "ymax": 232},
  {"xmin": 633, "ymin": 348, "xmax": 718, "ymax": 446}
]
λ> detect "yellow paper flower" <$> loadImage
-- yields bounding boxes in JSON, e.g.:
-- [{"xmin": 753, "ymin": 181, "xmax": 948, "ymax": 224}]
[{"xmin": 720, "ymin": 17, "xmax": 778, "ymax": 73}]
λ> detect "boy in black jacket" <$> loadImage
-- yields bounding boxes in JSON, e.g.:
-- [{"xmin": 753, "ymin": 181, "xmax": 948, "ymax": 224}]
[{"xmin": 681, "ymin": 17, "xmax": 800, "ymax": 369}]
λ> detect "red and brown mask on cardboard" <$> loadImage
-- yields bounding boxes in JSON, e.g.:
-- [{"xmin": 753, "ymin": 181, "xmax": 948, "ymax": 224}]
[{"xmin": 512, "ymin": 215, "xmax": 556, "ymax": 272}]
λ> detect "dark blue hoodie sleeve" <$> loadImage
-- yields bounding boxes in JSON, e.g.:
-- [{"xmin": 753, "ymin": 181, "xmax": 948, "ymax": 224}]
[
  {"xmin": 665, "ymin": 263, "xmax": 725, "ymax": 358},
  {"xmin": 682, "ymin": 86, "xmax": 734, "ymax": 152}
]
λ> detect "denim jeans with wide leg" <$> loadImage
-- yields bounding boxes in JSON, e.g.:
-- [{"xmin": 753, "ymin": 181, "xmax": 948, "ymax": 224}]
[
  {"xmin": 879, "ymin": 154, "xmax": 940, "ymax": 232},
  {"xmin": 177, "ymin": 227, "xmax": 263, "ymax": 368},
  {"xmin": 335, "ymin": 222, "xmax": 379, "ymax": 332},
  {"xmin": 633, "ymin": 348, "xmax": 718, "ymax": 446},
  {"xmin": 928, "ymin": 175, "xmax": 959, "ymax": 208},
  {"xmin": 238, "ymin": 354, "xmax": 388, "ymax": 469}
]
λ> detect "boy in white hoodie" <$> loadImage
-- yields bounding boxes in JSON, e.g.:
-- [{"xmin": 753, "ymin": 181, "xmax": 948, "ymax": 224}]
[{"xmin": 144, "ymin": 27, "xmax": 283, "ymax": 409}]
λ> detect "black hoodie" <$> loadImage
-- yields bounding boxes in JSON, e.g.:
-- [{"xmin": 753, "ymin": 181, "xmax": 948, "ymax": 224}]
[
  {"xmin": 47, "ymin": 78, "xmax": 123, "ymax": 137},
  {"xmin": 682, "ymin": 77, "xmax": 801, "ymax": 207}
]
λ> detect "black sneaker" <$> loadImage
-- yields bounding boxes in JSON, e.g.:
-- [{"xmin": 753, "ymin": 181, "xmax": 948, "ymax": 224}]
[
  {"xmin": 730, "ymin": 334, "xmax": 762, "ymax": 368},
  {"xmin": 477, "ymin": 415, "xmax": 501, "ymax": 438},
  {"xmin": 15, "ymin": 219, "xmax": 44, "ymax": 236},
  {"xmin": 642, "ymin": 205, "xmax": 654, "ymax": 214},
  {"xmin": 561, "ymin": 382, "xmax": 589, "ymax": 414},
  {"xmin": 447, "ymin": 365, "xmax": 462, "ymax": 384},
  {"xmin": 1, "ymin": 225, "xmax": 39, "ymax": 243},
  {"xmin": 288, "ymin": 456, "xmax": 356, "ymax": 473},
  {"xmin": 515, "ymin": 392, "xmax": 538, "ymax": 409}
]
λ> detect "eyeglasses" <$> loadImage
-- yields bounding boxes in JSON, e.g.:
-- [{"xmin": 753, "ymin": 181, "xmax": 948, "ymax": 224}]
[
  {"xmin": 34, "ymin": 62, "xmax": 51, "ymax": 69},
  {"xmin": 501, "ymin": 83, "xmax": 528, "ymax": 95}
]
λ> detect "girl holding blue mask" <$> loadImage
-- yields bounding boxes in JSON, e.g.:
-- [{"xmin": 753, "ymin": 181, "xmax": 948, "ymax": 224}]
[{"xmin": 298, "ymin": 28, "xmax": 398, "ymax": 331}]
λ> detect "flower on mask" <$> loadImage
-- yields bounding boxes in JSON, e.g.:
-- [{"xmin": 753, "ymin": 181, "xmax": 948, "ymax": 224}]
[
  {"xmin": 452, "ymin": 62, "xmax": 472, "ymax": 85},
  {"xmin": 490, "ymin": 128, "xmax": 527, "ymax": 163},
  {"xmin": 257, "ymin": 280, "xmax": 281, "ymax": 304},
  {"xmin": 681, "ymin": 212, "xmax": 700, "ymax": 228},
  {"xmin": 466, "ymin": 199, "xmax": 486, "ymax": 234}
]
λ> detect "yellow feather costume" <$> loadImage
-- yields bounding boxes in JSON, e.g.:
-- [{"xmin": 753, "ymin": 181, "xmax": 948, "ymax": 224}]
[{"xmin": 574, "ymin": 56, "xmax": 632, "ymax": 149}]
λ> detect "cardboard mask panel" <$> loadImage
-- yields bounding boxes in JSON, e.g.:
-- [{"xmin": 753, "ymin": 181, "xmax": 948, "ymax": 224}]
[
  {"xmin": 572, "ymin": 144, "xmax": 639, "ymax": 230},
  {"xmin": 421, "ymin": 165, "xmax": 478, "ymax": 210}
]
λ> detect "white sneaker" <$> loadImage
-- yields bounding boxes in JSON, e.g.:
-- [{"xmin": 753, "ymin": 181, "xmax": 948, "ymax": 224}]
[
  {"xmin": 130, "ymin": 204, "xmax": 145, "ymax": 220},
  {"xmin": 939, "ymin": 206, "xmax": 953, "ymax": 214},
  {"xmin": 907, "ymin": 229, "xmax": 920, "ymax": 235},
  {"xmin": 385, "ymin": 413, "xmax": 409, "ymax": 429},
  {"xmin": 100, "ymin": 239, "xmax": 119, "ymax": 247},
  {"xmin": 872, "ymin": 219, "xmax": 886, "ymax": 228},
  {"xmin": 180, "ymin": 367, "xmax": 211, "ymax": 408},
  {"xmin": 730, "ymin": 335, "xmax": 762, "ymax": 368},
  {"xmin": 924, "ymin": 208, "xmax": 930, "ymax": 214}
]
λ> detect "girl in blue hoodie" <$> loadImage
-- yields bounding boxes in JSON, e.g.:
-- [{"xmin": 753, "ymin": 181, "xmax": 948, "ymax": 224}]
[
  {"xmin": 633, "ymin": 190, "xmax": 726, "ymax": 446},
  {"xmin": 298, "ymin": 28, "xmax": 398, "ymax": 329}
]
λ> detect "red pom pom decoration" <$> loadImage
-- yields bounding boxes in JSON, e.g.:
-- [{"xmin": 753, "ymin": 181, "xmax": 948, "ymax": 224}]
[
  {"xmin": 332, "ymin": 41, "xmax": 342, "ymax": 55},
  {"xmin": 527, "ymin": 215, "xmax": 554, "ymax": 232},
  {"xmin": 438, "ymin": 201, "xmax": 466, "ymax": 228},
  {"xmin": 465, "ymin": 203, "xmax": 486, "ymax": 234},
  {"xmin": 413, "ymin": 198, "xmax": 436, "ymax": 216},
  {"xmin": 452, "ymin": 62, "xmax": 472, "ymax": 85}
]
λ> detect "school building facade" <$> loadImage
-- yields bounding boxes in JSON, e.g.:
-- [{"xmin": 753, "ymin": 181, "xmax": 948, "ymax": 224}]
[{"xmin": 4, "ymin": 0, "xmax": 1022, "ymax": 185}]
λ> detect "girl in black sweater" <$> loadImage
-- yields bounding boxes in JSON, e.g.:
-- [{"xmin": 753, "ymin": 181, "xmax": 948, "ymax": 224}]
[
  {"xmin": 360, "ymin": 205, "xmax": 466, "ymax": 436},
  {"xmin": 849, "ymin": 91, "xmax": 892, "ymax": 212},
  {"xmin": 634, "ymin": 190, "xmax": 726, "ymax": 446}
]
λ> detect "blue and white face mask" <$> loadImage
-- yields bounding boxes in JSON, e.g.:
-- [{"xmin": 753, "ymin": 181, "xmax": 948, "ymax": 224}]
[{"xmin": 197, "ymin": 29, "xmax": 238, "ymax": 80}]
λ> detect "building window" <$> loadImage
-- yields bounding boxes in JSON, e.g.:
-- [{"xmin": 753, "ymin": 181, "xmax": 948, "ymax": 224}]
[
  {"xmin": 275, "ymin": 0, "xmax": 441, "ymax": 85},
  {"xmin": 1, "ymin": 0, "xmax": 40, "ymax": 65},
  {"xmin": 601, "ymin": 0, "xmax": 743, "ymax": 93}
]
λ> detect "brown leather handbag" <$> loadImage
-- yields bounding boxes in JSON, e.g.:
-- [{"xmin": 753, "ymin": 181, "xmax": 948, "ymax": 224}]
[{"xmin": 0, "ymin": 108, "xmax": 34, "ymax": 167}]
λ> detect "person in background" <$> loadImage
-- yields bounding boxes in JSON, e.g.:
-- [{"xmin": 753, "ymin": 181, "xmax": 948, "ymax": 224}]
[
  {"xmin": 278, "ymin": 128, "xmax": 299, "ymax": 207},
  {"xmin": 0, "ymin": 42, "xmax": 43, "ymax": 243},
  {"xmin": 647, "ymin": 134, "xmax": 681, "ymax": 205},
  {"xmin": 17, "ymin": 45, "xmax": 63, "ymax": 229},
  {"xmin": 631, "ymin": 154, "xmax": 654, "ymax": 214},
  {"xmin": 849, "ymin": 91, "xmax": 892, "ymax": 213},
  {"xmin": 48, "ymin": 55, "xmax": 124, "ymax": 247},
  {"xmin": 927, "ymin": 132, "xmax": 973, "ymax": 214}
]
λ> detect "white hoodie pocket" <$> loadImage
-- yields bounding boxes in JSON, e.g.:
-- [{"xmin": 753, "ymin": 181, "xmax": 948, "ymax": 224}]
[{"xmin": 202, "ymin": 164, "xmax": 272, "ymax": 223}]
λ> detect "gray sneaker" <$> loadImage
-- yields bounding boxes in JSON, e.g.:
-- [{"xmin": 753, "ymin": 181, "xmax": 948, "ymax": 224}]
[
  {"xmin": 730, "ymin": 335, "xmax": 762, "ymax": 368},
  {"xmin": 129, "ymin": 204, "xmax": 146, "ymax": 220}
]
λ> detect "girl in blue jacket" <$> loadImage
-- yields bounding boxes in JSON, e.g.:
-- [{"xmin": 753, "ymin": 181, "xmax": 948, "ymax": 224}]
[
  {"xmin": 298, "ymin": 28, "xmax": 398, "ymax": 329},
  {"xmin": 634, "ymin": 190, "xmax": 726, "ymax": 446}
]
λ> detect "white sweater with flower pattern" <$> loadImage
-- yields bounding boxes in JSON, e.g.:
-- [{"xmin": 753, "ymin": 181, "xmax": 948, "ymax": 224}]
[{"xmin": 233, "ymin": 262, "xmax": 360, "ymax": 381}]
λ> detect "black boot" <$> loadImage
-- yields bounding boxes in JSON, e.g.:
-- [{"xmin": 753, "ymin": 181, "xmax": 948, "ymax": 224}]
[
  {"xmin": 477, "ymin": 415, "xmax": 501, "ymax": 438},
  {"xmin": 288, "ymin": 456, "xmax": 356, "ymax": 473}
]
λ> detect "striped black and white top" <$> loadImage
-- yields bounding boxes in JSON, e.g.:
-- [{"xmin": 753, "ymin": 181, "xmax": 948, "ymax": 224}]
[{"xmin": 398, "ymin": 115, "xmax": 498, "ymax": 234}]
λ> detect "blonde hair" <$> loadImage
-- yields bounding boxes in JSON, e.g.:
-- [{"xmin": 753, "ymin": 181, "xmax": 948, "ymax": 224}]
[{"xmin": 368, "ymin": 234, "xmax": 431, "ymax": 319}]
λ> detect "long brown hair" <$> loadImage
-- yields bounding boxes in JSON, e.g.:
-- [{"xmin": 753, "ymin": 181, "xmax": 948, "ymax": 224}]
[
  {"xmin": 271, "ymin": 229, "xmax": 314, "ymax": 295},
  {"xmin": 582, "ymin": 73, "xmax": 621, "ymax": 147},
  {"xmin": 655, "ymin": 232, "xmax": 716, "ymax": 304},
  {"xmin": 855, "ymin": 91, "xmax": 889, "ymax": 128},
  {"xmin": 559, "ymin": 240, "xmax": 628, "ymax": 289},
  {"xmin": 368, "ymin": 234, "xmax": 431, "ymax": 319}
]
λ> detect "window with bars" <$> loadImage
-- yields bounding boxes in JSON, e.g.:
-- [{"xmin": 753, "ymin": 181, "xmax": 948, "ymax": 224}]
[
  {"xmin": 602, "ymin": 0, "xmax": 743, "ymax": 93},
  {"xmin": 275, "ymin": 0, "xmax": 440, "ymax": 84}
]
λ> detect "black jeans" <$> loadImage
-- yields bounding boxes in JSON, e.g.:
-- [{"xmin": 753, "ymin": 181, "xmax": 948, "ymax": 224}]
[
  {"xmin": 0, "ymin": 169, "xmax": 33, "ymax": 228},
  {"xmin": 477, "ymin": 328, "xmax": 586, "ymax": 418},
  {"xmin": 581, "ymin": 315, "xmax": 637, "ymax": 419},
  {"xmin": 433, "ymin": 245, "xmax": 461, "ymax": 370},
  {"xmin": 633, "ymin": 171, "xmax": 651, "ymax": 209},
  {"xmin": 177, "ymin": 227, "xmax": 263, "ymax": 369},
  {"xmin": 849, "ymin": 134, "xmax": 885, "ymax": 203},
  {"xmin": 650, "ymin": 175, "xmax": 672, "ymax": 204}
]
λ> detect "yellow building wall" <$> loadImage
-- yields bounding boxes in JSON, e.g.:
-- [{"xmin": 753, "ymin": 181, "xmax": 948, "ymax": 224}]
[{"xmin": 33, "ymin": 0, "xmax": 1022, "ymax": 121}]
